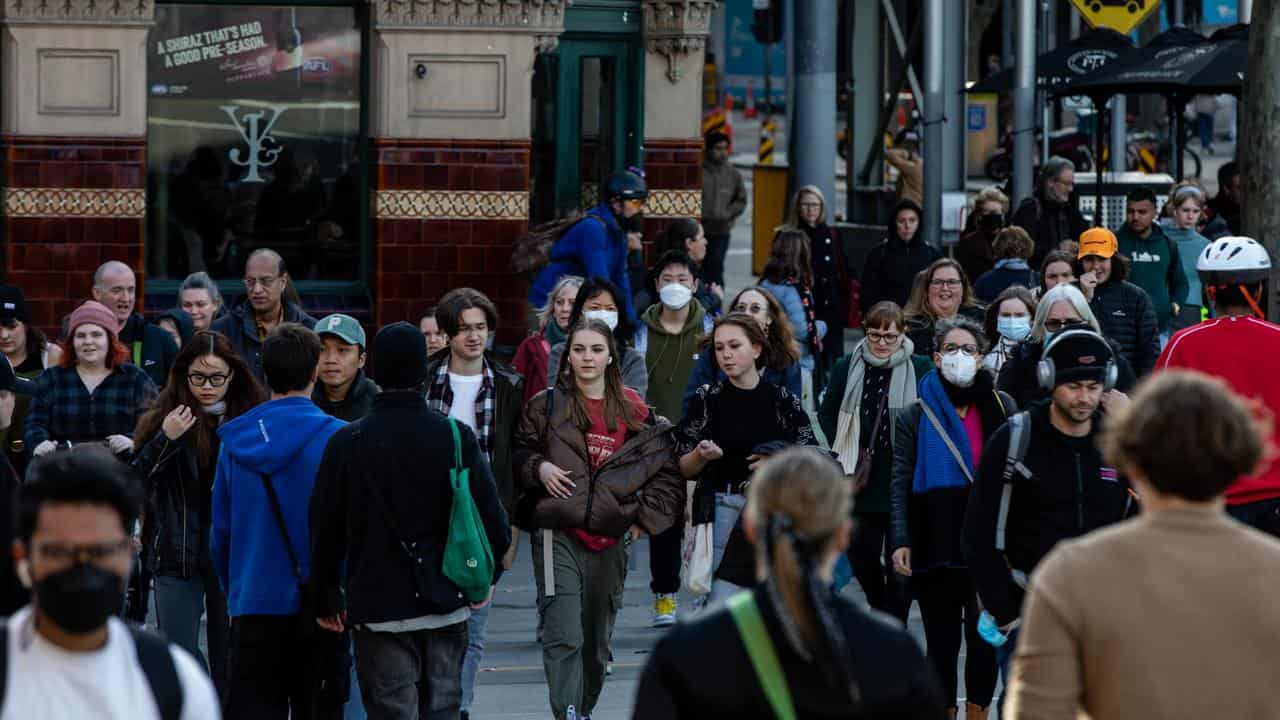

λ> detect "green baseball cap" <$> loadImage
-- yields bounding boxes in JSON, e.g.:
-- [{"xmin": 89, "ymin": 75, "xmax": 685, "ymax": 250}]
[{"xmin": 317, "ymin": 313, "xmax": 366, "ymax": 349}]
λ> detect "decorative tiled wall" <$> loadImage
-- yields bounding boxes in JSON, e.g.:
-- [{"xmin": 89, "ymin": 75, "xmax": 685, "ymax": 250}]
[
  {"xmin": 373, "ymin": 138, "xmax": 531, "ymax": 345},
  {"xmin": 1, "ymin": 136, "xmax": 147, "ymax": 335},
  {"xmin": 641, "ymin": 138, "xmax": 703, "ymax": 262}
]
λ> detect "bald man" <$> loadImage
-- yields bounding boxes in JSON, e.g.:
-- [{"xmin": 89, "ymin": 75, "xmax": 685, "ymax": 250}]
[
  {"xmin": 92, "ymin": 261, "xmax": 179, "ymax": 388},
  {"xmin": 211, "ymin": 249, "xmax": 317, "ymax": 384}
]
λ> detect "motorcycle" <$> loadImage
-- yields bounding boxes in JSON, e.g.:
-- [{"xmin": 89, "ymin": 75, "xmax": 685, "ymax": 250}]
[{"xmin": 984, "ymin": 127, "xmax": 1095, "ymax": 182}]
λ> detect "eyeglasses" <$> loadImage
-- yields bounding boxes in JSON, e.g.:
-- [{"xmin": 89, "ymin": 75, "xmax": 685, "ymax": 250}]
[
  {"xmin": 941, "ymin": 343, "xmax": 980, "ymax": 357},
  {"xmin": 188, "ymin": 372, "xmax": 230, "ymax": 388},
  {"xmin": 799, "ymin": 202, "xmax": 822, "ymax": 210},
  {"xmin": 866, "ymin": 331, "xmax": 902, "ymax": 345},
  {"xmin": 930, "ymin": 279, "xmax": 963, "ymax": 289},
  {"xmin": 624, "ymin": 198, "xmax": 646, "ymax": 210},
  {"xmin": 1043, "ymin": 318, "xmax": 1088, "ymax": 333},
  {"xmin": 34, "ymin": 539, "xmax": 132, "ymax": 566},
  {"xmin": 243, "ymin": 276, "xmax": 280, "ymax": 289}
]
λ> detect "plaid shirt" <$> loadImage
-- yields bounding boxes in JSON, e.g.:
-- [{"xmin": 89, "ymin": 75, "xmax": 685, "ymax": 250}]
[
  {"xmin": 426, "ymin": 356, "xmax": 496, "ymax": 463},
  {"xmin": 25, "ymin": 364, "xmax": 157, "ymax": 447}
]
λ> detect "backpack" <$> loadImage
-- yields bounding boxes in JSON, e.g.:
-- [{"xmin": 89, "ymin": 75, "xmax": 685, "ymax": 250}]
[
  {"xmin": 0, "ymin": 619, "xmax": 183, "ymax": 720},
  {"xmin": 510, "ymin": 212, "xmax": 606, "ymax": 275}
]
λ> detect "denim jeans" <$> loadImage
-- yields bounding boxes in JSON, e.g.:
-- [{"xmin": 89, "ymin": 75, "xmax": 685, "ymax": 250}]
[
  {"xmin": 354, "ymin": 623, "xmax": 468, "ymax": 720},
  {"xmin": 344, "ymin": 635, "xmax": 366, "ymax": 720},
  {"xmin": 708, "ymin": 493, "xmax": 748, "ymax": 605},
  {"xmin": 994, "ymin": 625, "xmax": 1021, "ymax": 718},
  {"xmin": 459, "ymin": 603, "xmax": 489, "ymax": 712},
  {"xmin": 153, "ymin": 562, "xmax": 229, "ymax": 701}
]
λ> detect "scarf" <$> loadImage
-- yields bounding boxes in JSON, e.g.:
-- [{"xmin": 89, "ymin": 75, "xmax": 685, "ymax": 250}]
[
  {"xmin": 830, "ymin": 337, "xmax": 918, "ymax": 474},
  {"xmin": 544, "ymin": 321, "xmax": 567, "ymax": 347},
  {"xmin": 912, "ymin": 370, "xmax": 975, "ymax": 494},
  {"xmin": 426, "ymin": 356, "xmax": 497, "ymax": 463},
  {"xmin": 201, "ymin": 401, "xmax": 227, "ymax": 418}
]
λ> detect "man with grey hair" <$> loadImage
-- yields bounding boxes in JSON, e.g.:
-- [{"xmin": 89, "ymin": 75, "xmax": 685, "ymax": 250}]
[
  {"xmin": 1010, "ymin": 156, "xmax": 1089, "ymax": 268},
  {"xmin": 212, "ymin": 248, "xmax": 317, "ymax": 385},
  {"xmin": 91, "ymin": 260, "xmax": 178, "ymax": 388}
]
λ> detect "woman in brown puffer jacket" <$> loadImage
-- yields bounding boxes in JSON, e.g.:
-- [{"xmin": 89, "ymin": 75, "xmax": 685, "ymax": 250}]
[{"xmin": 513, "ymin": 317, "xmax": 683, "ymax": 720}]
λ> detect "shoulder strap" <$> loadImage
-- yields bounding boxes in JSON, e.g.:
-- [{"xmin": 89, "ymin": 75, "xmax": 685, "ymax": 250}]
[
  {"xmin": 997, "ymin": 412, "xmax": 1033, "ymax": 553},
  {"xmin": 132, "ymin": 341, "xmax": 143, "ymax": 367},
  {"xmin": 259, "ymin": 473, "xmax": 303, "ymax": 583},
  {"xmin": 448, "ymin": 418, "xmax": 464, "ymax": 487},
  {"xmin": 727, "ymin": 593, "xmax": 797, "ymax": 720},
  {"xmin": 129, "ymin": 626, "xmax": 184, "ymax": 720},
  {"xmin": 918, "ymin": 401, "xmax": 975, "ymax": 484},
  {"xmin": 353, "ymin": 428, "xmax": 417, "ymax": 556}
]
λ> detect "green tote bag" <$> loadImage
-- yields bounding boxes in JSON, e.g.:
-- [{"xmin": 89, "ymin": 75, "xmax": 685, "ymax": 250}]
[{"xmin": 441, "ymin": 418, "xmax": 496, "ymax": 603}]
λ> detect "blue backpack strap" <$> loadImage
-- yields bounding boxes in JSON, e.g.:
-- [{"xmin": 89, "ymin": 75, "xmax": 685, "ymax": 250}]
[{"xmin": 128, "ymin": 625, "xmax": 183, "ymax": 720}]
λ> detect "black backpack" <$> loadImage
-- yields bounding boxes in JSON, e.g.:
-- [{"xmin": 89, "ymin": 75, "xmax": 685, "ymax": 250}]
[{"xmin": 0, "ymin": 619, "xmax": 183, "ymax": 720}]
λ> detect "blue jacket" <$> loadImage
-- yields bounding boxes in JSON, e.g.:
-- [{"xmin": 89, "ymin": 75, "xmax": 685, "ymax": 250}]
[
  {"xmin": 681, "ymin": 352, "xmax": 802, "ymax": 417},
  {"xmin": 758, "ymin": 280, "xmax": 826, "ymax": 372},
  {"xmin": 529, "ymin": 205, "xmax": 636, "ymax": 322},
  {"xmin": 211, "ymin": 396, "xmax": 346, "ymax": 617}
]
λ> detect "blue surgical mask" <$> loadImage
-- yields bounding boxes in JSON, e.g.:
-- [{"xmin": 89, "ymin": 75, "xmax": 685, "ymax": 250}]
[
  {"xmin": 997, "ymin": 316, "xmax": 1031, "ymax": 342},
  {"xmin": 977, "ymin": 610, "xmax": 1008, "ymax": 647}
]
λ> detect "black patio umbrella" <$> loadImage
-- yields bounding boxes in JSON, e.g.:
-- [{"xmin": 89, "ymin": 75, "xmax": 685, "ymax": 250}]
[
  {"xmin": 1046, "ymin": 26, "xmax": 1211, "ymax": 220},
  {"xmin": 967, "ymin": 27, "xmax": 1135, "ymax": 94},
  {"xmin": 1049, "ymin": 27, "xmax": 1245, "ymax": 98}
]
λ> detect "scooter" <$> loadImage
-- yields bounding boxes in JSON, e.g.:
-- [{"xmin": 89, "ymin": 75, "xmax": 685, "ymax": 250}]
[{"xmin": 985, "ymin": 127, "xmax": 1095, "ymax": 182}]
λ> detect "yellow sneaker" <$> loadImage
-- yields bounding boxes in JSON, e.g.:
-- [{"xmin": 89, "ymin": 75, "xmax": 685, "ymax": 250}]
[{"xmin": 652, "ymin": 593, "xmax": 677, "ymax": 627}]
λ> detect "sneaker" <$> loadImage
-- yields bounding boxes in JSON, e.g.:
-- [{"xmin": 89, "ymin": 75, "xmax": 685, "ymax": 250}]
[{"xmin": 652, "ymin": 593, "xmax": 677, "ymax": 628}]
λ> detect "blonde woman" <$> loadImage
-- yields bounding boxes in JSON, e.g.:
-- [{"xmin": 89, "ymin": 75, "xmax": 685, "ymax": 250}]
[{"xmin": 514, "ymin": 274, "xmax": 583, "ymax": 404}]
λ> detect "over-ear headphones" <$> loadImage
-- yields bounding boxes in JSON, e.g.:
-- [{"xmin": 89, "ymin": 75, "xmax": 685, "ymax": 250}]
[{"xmin": 1036, "ymin": 328, "xmax": 1118, "ymax": 392}]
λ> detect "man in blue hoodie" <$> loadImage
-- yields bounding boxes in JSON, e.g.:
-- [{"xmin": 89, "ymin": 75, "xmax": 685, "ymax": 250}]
[
  {"xmin": 211, "ymin": 323, "xmax": 347, "ymax": 719},
  {"xmin": 528, "ymin": 170, "xmax": 648, "ymax": 323}
]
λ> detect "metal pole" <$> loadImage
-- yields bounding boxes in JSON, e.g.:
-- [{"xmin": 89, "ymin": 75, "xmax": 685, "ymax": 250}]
[
  {"xmin": 1242, "ymin": 0, "xmax": 1253, "ymax": 23},
  {"xmin": 881, "ymin": 0, "xmax": 924, "ymax": 110},
  {"xmin": 923, "ymin": 0, "xmax": 944, "ymax": 248},
  {"xmin": 843, "ymin": 0, "xmax": 858, "ymax": 222},
  {"xmin": 942, "ymin": 0, "xmax": 966, "ymax": 195},
  {"xmin": 792, "ymin": 0, "xmax": 838, "ymax": 223},
  {"xmin": 1110, "ymin": 96, "xmax": 1126, "ymax": 173},
  {"xmin": 1170, "ymin": 0, "xmax": 1184, "ymax": 26},
  {"xmin": 1012, "ymin": 0, "xmax": 1036, "ymax": 206}
]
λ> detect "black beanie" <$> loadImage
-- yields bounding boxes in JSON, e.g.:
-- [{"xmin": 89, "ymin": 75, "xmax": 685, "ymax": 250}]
[
  {"xmin": 1044, "ymin": 330, "xmax": 1113, "ymax": 387},
  {"xmin": 373, "ymin": 321, "xmax": 427, "ymax": 390}
]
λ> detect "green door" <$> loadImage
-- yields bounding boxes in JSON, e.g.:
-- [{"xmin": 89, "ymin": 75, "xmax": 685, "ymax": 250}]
[{"xmin": 531, "ymin": 36, "xmax": 644, "ymax": 221}]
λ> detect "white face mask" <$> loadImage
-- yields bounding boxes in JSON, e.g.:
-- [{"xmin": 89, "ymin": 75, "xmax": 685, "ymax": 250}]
[
  {"xmin": 658, "ymin": 283, "xmax": 694, "ymax": 310},
  {"xmin": 583, "ymin": 310, "xmax": 619, "ymax": 331},
  {"xmin": 940, "ymin": 351, "xmax": 978, "ymax": 387}
]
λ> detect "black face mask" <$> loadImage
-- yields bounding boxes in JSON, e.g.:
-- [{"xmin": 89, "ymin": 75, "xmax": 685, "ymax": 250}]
[
  {"xmin": 35, "ymin": 563, "xmax": 126, "ymax": 635},
  {"xmin": 978, "ymin": 213, "xmax": 1006, "ymax": 234}
]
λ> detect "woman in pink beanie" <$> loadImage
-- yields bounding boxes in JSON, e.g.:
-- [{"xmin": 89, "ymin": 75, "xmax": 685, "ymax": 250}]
[{"xmin": 25, "ymin": 301, "xmax": 157, "ymax": 459}]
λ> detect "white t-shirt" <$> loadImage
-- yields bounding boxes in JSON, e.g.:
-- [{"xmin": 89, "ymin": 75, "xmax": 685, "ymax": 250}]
[
  {"xmin": 1, "ymin": 606, "xmax": 220, "ymax": 720},
  {"xmin": 447, "ymin": 373, "xmax": 483, "ymax": 431}
]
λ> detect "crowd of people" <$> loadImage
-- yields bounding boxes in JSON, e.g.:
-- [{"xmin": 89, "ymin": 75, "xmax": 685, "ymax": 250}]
[{"xmin": 0, "ymin": 142, "xmax": 1277, "ymax": 720}]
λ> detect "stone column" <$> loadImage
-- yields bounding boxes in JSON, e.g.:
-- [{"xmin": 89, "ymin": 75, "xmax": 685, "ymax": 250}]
[
  {"xmin": 1, "ymin": 0, "xmax": 152, "ymax": 332},
  {"xmin": 641, "ymin": 1, "xmax": 715, "ymax": 250},
  {"xmin": 370, "ymin": 0, "xmax": 567, "ymax": 344}
]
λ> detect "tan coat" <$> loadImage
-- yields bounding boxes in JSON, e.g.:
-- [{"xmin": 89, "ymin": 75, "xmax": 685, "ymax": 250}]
[{"xmin": 1006, "ymin": 506, "xmax": 1280, "ymax": 719}]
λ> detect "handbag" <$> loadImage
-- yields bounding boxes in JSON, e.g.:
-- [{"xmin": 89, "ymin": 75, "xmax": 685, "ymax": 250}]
[
  {"xmin": 850, "ymin": 393, "xmax": 889, "ymax": 494},
  {"xmin": 441, "ymin": 418, "xmax": 497, "ymax": 603},
  {"xmin": 727, "ymin": 592, "xmax": 797, "ymax": 720},
  {"xmin": 682, "ymin": 522, "xmax": 714, "ymax": 595}
]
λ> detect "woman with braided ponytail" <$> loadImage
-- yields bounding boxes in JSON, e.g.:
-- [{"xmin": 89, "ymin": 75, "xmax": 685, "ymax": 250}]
[{"xmin": 633, "ymin": 447, "xmax": 946, "ymax": 719}]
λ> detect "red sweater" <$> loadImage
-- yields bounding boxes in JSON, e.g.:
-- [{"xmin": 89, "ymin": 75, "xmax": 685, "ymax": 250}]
[{"xmin": 1158, "ymin": 316, "xmax": 1280, "ymax": 505}]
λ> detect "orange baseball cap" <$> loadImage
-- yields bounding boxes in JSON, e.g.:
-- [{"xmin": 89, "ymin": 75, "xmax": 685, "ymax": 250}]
[{"xmin": 1077, "ymin": 227, "xmax": 1118, "ymax": 259}]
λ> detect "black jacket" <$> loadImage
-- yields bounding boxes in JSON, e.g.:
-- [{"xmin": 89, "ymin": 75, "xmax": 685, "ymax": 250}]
[
  {"xmin": 210, "ymin": 300, "xmax": 317, "ymax": 386},
  {"xmin": 1089, "ymin": 278, "xmax": 1160, "ymax": 376},
  {"xmin": 996, "ymin": 339, "xmax": 1137, "ymax": 409},
  {"xmin": 311, "ymin": 370, "xmax": 379, "ymax": 422},
  {"xmin": 0, "ymin": 455, "xmax": 27, "ymax": 615},
  {"xmin": 119, "ymin": 313, "xmax": 179, "ymax": 388},
  {"xmin": 131, "ymin": 429, "xmax": 214, "ymax": 578},
  {"xmin": 801, "ymin": 222, "xmax": 848, "ymax": 329},
  {"xmin": 309, "ymin": 391, "xmax": 512, "ymax": 625},
  {"xmin": 889, "ymin": 380, "xmax": 1016, "ymax": 570},
  {"xmin": 424, "ymin": 351, "xmax": 522, "ymax": 518},
  {"xmin": 1010, "ymin": 193, "xmax": 1089, "ymax": 268},
  {"xmin": 961, "ymin": 401, "xmax": 1134, "ymax": 626},
  {"xmin": 860, "ymin": 234, "xmax": 940, "ymax": 312},
  {"xmin": 633, "ymin": 587, "xmax": 947, "ymax": 720}
]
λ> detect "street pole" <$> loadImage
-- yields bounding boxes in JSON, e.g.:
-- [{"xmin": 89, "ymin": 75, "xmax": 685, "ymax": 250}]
[
  {"xmin": 851, "ymin": 0, "xmax": 882, "ymax": 222},
  {"xmin": 1110, "ymin": 96, "xmax": 1127, "ymax": 174},
  {"xmin": 1240, "ymin": 0, "xmax": 1278, "ymax": 318},
  {"xmin": 923, "ymin": 0, "xmax": 944, "ymax": 248},
  {"xmin": 792, "ymin": 0, "xmax": 837, "ymax": 224},
  {"xmin": 1170, "ymin": 0, "xmax": 1183, "ymax": 26},
  {"xmin": 1012, "ymin": 0, "xmax": 1036, "ymax": 206},
  {"xmin": 942, "ymin": 0, "xmax": 967, "ymax": 244}
]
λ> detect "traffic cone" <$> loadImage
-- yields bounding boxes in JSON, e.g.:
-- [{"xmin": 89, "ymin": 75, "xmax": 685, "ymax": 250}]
[{"xmin": 744, "ymin": 87, "xmax": 757, "ymax": 119}]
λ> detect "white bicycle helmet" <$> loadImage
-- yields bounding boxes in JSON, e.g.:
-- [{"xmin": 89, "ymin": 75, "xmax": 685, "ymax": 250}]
[{"xmin": 1197, "ymin": 236, "xmax": 1273, "ymax": 287}]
